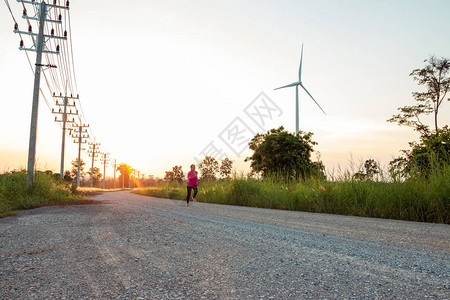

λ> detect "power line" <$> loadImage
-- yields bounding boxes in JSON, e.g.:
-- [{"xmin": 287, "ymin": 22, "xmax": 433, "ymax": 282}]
[
  {"xmin": 72, "ymin": 123, "xmax": 89, "ymax": 186},
  {"xmin": 67, "ymin": 11, "xmax": 78, "ymax": 92},
  {"xmin": 100, "ymin": 152, "xmax": 110, "ymax": 189},
  {"xmin": 88, "ymin": 141, "xmax": 100, "ymax": 187},
  {"xmin": 53, "ymin": 93, "xmax": 78, "ymax": 178},
  {"xmin": 13, "ymin": 0, "xmax": 69, "ymax": 187},
  {"xmin": 4, "ymin": 0, "xmax": 53, "ymax": 110},
  {"xmin": 4, "ymin": 0, "xmax": 121, "ymax": 185}
]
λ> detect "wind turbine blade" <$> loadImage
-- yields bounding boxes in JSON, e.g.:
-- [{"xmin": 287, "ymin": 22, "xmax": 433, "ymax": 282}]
[
  {"xmin": 300, "ymin": 83, "xmax": 326, "ymax": 115},
  {"xmin": 298, "ymin": 44, "xmax": 303, "ymax": 82},
  {"xmin": 274, "ymin": 82, "xmax": 300, "ymax": 90}
]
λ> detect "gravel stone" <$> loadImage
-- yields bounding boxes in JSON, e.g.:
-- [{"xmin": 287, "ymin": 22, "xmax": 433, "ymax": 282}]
[{"xmin": 0, "ymin": 191, "xmax": 448, "ymax": 299}]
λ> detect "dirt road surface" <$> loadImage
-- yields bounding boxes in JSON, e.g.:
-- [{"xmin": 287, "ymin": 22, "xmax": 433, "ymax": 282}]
[{"xmin": 1, "ymin": 191, "xmax": 449, "ymax": 299}]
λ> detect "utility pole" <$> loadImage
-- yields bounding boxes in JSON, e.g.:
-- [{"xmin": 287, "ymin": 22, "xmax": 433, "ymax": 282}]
[
  {"xmin": 122, "ymin": 164, "xmax": 125, "ymax": 189},
  {"xmin": 88, "ymin": 141, "xmax": 100, "ymax": 187},
  {"xmin": 53, "ymin": 93, "xmax": 78, "ymax": 178},
  {"xmin": 112, "ymin": 158, "xmax": 117, "ymax": 189},
  {"xmin": 72, "ymin": 123, "xmax": 89, "ymax": 186},
  {"xmin": 100, "ymin": 153, "xmax": 109, "ymax": 189},
  {"xmin": 129, "ymin": 169, "xmax": 133, "ymax": 188},
  {"xmin": 15, "ymin": 0, "xmax": 69, "ymax": 188}
]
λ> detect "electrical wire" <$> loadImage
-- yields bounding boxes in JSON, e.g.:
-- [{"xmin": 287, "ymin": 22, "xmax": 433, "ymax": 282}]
[
  {"xmin": 4, "ymin": 0, "xmax": 109, "ymax": 158},
  {"xmin": 3, "ymin": 0, "xmax": 53, "ymax": 110}
]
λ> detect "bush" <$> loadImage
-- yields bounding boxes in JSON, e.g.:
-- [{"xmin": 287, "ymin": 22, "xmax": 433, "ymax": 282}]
[{"xmin": 0, "ymin": 170, "xmax": 82, "ymax": 217}]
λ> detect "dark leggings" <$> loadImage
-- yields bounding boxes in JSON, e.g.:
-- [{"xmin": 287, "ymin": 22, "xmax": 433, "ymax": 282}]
[{"xmin": 186, "ymin": 185, "xmax": 198, "ymax": 203}]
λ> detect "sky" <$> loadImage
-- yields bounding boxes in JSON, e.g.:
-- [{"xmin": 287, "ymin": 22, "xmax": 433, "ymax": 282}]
[{"xmin": 1, "ymin": 0, "xmax": 449, "ymax": 178}]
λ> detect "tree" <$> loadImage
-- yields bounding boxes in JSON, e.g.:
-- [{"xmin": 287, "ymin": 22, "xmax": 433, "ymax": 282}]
[
  {"xmin": 164, "ymin": 166, "xmax": 184, "ymax": 182},
  {"xmin": 117, "ymin": 163, "xmax": 132, "ymax": 187},
  {"xmin": 353, "ymin": 159, "xmax": 380, "ymax": 180},
  {"xmin": 245, "ymin": 126, "xmax": 322, "ymax": 179},
  {"xmin": 388, "ymin": 56, "xmax": 450, "ymax": 134},
  {"xmin": 219, "ymin": 158, "xmax": 233, "ymax": 179},
  {"xmin": 164, "ymin": 171, "xmax": 174, "ymax": 181},
  {"xmin": 198, "ymin": 156, "xmax": 219, "ymax": 180},
  {"xmin": 172, "ymin": 166, "xmax": 184, "ymax": 182},
  {"xmin": 88, "ymin": 167, "xmax": 103, "ymax": 187},
  {"xmin": 70, "ymin": 158, "xmax": 86, "ymax": 180},
  {"xmin": 364, "ymin": 159, "xmax": 380, "ymax": 179},
  {"xmin": 63, "ymin": 170, "xmax": 73, "ymax": 182},
  {"xmin": 409, "ymin": 126, "xmax": 449, "ymax": 172},
  {"xmin": 388, "ymin": 156, "xmax": 409, "ymax": 180},
  {"xmin": 390, "ymin": 126, "xmax": 450, "ymax": 178}
]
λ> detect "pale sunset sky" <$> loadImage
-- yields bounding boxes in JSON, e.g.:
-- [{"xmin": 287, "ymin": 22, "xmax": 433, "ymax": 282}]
[{"xmin": 1, "ymin": 0, "xmax": 449, "ymax": 178}]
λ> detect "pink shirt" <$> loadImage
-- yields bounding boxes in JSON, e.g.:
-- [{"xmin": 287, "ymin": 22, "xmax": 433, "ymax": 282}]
[{"xmin": 187, "ymin": 171, "xmax": 198, "ymax": 186}]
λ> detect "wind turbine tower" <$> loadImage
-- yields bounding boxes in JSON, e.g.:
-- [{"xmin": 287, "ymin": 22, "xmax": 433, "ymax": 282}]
[{"xmin": 274, "ymin": 44, "xmax": 326, "ymax": 134}]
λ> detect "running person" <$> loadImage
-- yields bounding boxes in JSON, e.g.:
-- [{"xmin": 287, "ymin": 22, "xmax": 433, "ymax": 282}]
[{"xmin": 186, "ymin": 164, "xmax": 198, "ymax": 206}]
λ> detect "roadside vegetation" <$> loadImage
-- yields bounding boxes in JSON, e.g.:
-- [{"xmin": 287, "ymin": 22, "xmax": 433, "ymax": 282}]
[
  {"xmin": 136, "ymin": 56, "xmax": 449, "ymax": 224},
  {"xmin": 77, "ymin": 187, "xmax": 129, "ymax": 196},
  {"xmin": 0, "ymin": 159, "xmax": 145, "ymax": 218},
  {"xmin": 0, "ymin": 170, "xmax": 89, "ymax": 218},
  {"xmin": 134, "ymin": 156, "xmax": 449, "ymax": 224}
]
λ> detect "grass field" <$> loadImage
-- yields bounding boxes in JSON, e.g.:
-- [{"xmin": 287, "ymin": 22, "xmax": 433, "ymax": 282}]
[
  {"xmin": 77, "ymin": 187, "xmax": 130, "ymax": 196},
  {"xmin": 0, "ymin": 171, "xmax": 89, "ymax": 218},
  {"xmin": 134, "ymin": 164, "xmax": 449, "ymax": 224}
]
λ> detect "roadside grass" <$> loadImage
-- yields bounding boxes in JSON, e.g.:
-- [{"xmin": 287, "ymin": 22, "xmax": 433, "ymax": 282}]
[
  {"xmin": 134, "ymin": 182, "xmax": 186, "ymax": 200},
  {"xmin": 77, "ymin": 187, "xmax": 129, "ymax": 196},
  {"xmin": 134, "ymin": 164, "xmax": 449, "ymax": 224},
  {"xmin": 0, "ymin": 171, "xmax": 89, "ymax": 218}
]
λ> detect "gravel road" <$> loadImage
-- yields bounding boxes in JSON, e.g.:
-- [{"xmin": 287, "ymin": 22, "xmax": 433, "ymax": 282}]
[{"xmin": 1, "ymin": 191, "xmax": 449, "ymax": 299}]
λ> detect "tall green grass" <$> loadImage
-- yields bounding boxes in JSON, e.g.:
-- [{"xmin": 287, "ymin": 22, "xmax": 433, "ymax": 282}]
[
  {"xmin": 0, "ymin": 170, "xmax": 83, "ymax": 217},
  {"xmin": 134, "ymin": 164, "xmax": 449, "ymax": 224}
]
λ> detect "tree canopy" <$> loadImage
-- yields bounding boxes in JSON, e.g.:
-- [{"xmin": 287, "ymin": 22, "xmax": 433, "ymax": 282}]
[
  {"xmin": 388, "ymin": 56, "xmax": 449, "ymax": 134},
  {"xmin": 70, "ymin": 158, "xmax": 85, "ymax": 179},
  {"xmin": 198, "ymin": 156, "xmax": 219, "ymax": 180},
  {"xmin": 89, "ymin": 167, "xmax": 103, "ymax": 187},
  {"xmin": 164, "ymin": 166, "xmax": 184, "ymax": 182},
  {"xmin": 245, "ymin": 126, "xmax": 324, "ymax": 179},
  {"xmin": 220, "ymin": 158, "xmax": 233, "ymax": 179},
  {"xmin": 353, "ymin": 159, "xmax": 381, "ymax": 180},
  {"xmin": 117, "ymin": 163, "xmax": 132, "ymax": 187},
  {"xmin": 164, "ymin": 171, "xmax": 174, "ymax": 181},
  {"xmin": 390, "ymin": 126, "xmax": 450, "ymax": 178},
  {"xmin": 172, "ymin": 166, "xmax": 184, "ymax": 182}
]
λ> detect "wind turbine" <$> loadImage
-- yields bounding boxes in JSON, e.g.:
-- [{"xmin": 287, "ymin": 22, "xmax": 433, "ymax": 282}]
[{"xmin": 274, "ymin": 44, "xmax": 326, "ymax": 134}]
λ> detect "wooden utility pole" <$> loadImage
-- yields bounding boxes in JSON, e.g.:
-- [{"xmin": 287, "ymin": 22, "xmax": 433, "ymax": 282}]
[
  {"xmin": 88, "ymin": 141, "xmax": 100, "ymax": 187},
  {"xmin": 72, "ymin": 124, "xmax": 89, "ymax": 186},
  {"xmin": 113, "ymin": 159, "xmax": 117, "ymax": 189},
  {"xmin": 14, "ymin": 1, "xmax": 69, "ymax": 187},
  {"xmin": 100, "ymin": 153, "xmax": 109, "ymax": 189},
  {"xmin": 53, "ymin": 94, "xmax": 78, "ymax": 178}
]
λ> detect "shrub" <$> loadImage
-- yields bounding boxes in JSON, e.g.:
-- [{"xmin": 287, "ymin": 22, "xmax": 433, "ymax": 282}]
[{"xmin": 0, "ymin": 170, "xmax": 82, "ymax": 217}]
